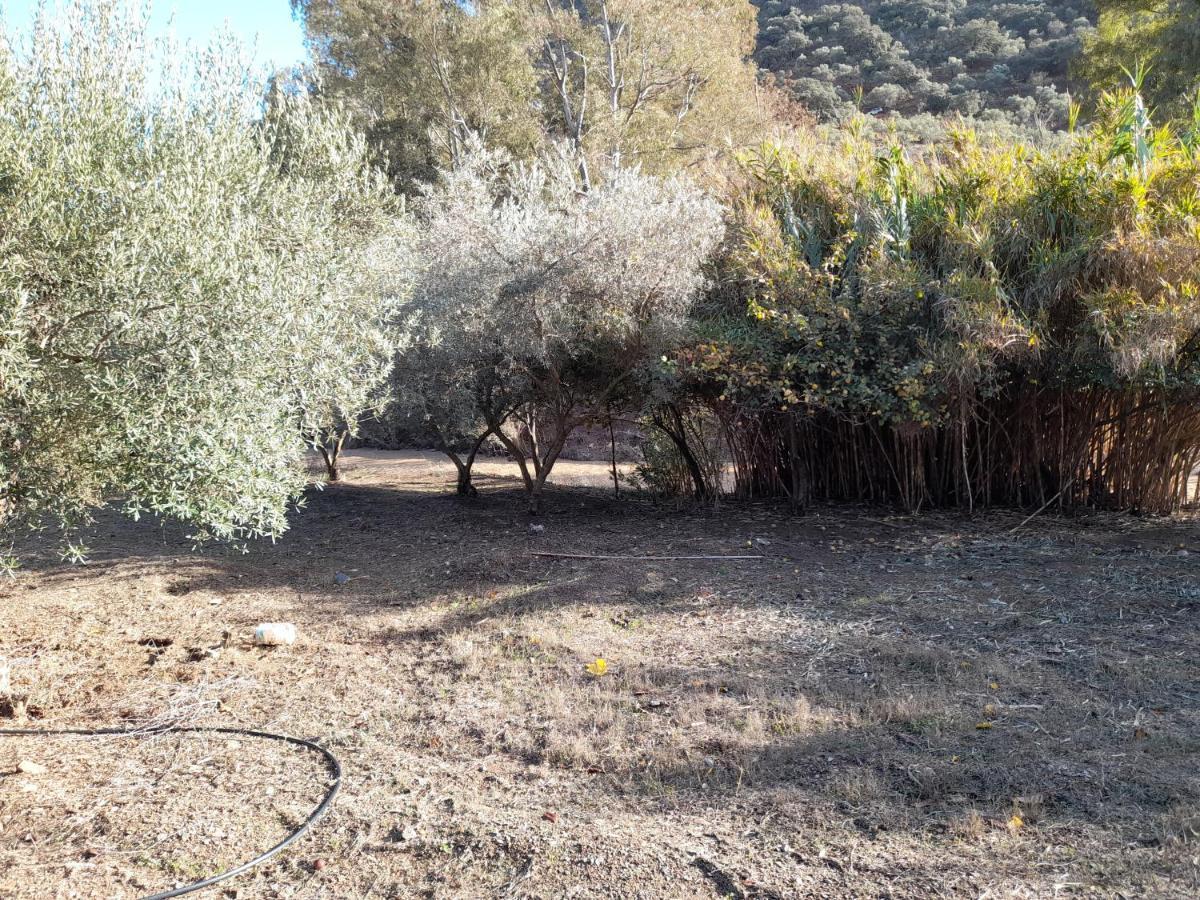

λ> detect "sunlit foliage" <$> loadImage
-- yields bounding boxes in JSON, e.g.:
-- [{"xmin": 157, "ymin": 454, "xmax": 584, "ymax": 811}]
[
  {"xmin": 682, "ymin": 79, "xmax": 1200, "ymax": 511},
  {"xmin": 1078, "ymin": 0, "xmax": 1200, "ymax": 118},
  {"xmin": 0, "ymin": 1, "xmax": 411, "ymax": 555},
  {"xmin": 292, "ymin": 0, "xmax": 771, "ymax": 189}
]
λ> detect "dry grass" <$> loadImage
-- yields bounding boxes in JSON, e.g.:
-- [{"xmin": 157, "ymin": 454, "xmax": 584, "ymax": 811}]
[{"xmin": 2, "ymin": 450, "xmax": 1200, "ymax": 898}]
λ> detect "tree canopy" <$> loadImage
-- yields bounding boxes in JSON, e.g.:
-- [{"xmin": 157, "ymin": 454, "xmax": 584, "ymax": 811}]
[
  {"xmin": 400, "ymin": 140, "xmax": 724, "ymax": 509},
  {"xmin": 291, "ymin": 0, "xmax": 544, "ymax": 188},
  {"xmin": 0, "ymin": 1, "xmax": 411, "ymax": 559},
  {"xmin": 292, "ymin": 0, "xmax": 771, "ymax": 189},
  {"xmin": 1077, "ymin": 1, "xmax": 1200, "ymax": 117}
]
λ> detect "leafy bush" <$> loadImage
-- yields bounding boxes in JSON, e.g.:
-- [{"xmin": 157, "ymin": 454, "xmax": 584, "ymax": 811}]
[
  {"xmin": 684, "ymin": 78, "xmax": 1200, "ymax": 512},
  {"xmin": 0, "ymin": 1, "xmax": 410, "ymax": 557},
  {"xmin": 402, "ymin": 140, "xmax": 724, "ymax": 510},
  {"xmin": 632, "ymin": 405, "xmax": 728, "ymax": 501},
  {"xmin": 631, "ymin": 429, "xmax": 699, "ymax": 499}
]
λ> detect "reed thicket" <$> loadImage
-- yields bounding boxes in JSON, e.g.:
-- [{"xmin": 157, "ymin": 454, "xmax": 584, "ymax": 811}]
[{"xmin": 678, "ymin": 81, "xmax": 1200, "ymax": 513}]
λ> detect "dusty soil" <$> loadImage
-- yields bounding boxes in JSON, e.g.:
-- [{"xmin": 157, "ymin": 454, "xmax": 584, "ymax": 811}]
[{"xmin": 2, "ymin": 450, "xmax": 1199, "ymax": 899}]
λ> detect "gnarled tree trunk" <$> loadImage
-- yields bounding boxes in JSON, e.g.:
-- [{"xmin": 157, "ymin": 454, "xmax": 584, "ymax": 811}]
[
  {"xmin": 318, "ymin": 429, "xmax": 349, "ymax": 482},
  {"xmin": 443, "ymin": 428, "xmax": 492, "ymax": 498}
]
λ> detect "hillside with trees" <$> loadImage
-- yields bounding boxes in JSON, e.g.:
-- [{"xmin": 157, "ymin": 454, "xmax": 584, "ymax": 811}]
[{"xmin": 753, "ymin": 1, "xmax": 1096, "ymax": 133}]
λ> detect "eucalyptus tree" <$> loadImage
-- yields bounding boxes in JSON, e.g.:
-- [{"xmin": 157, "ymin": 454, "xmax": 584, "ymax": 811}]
[
  {"xmin": 292, "ymin": 0, "xmax": 543, "ymax": 190},
  {"xmin": 292, "ymin": 0, "xmax": 769, "ymax": 186},
  {"xmin": 531, "ymin": 0, "xmax": 767, "ymax": 181},
  {"xmin": 0, "ymin": 1, "xmax": 412, "ymax": 560}
]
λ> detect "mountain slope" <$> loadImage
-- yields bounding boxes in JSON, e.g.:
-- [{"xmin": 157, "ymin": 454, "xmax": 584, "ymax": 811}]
[{"xmin": 753, "ymin": 1, "xmax": 1096, "ymax": 131}]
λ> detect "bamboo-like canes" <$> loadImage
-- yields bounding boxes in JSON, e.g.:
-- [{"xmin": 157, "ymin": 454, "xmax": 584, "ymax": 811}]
[{"xmin": 715, "ymin": 388, "xmax": 1200, "ymax": 514}]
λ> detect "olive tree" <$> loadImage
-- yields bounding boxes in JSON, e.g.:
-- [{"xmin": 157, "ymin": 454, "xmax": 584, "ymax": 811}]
[
  {"xmin": 410, "ymin": 141, "xmax": 723, "ymax": 512},
  {"xmin": 389, "ymin": 338, "xmax": 519, "ymax": 497},
  {"xmin": 0, "ymin": 1, "xmax": 412, "ymax": 559},
  {"xmin": 267, "ymin": 95, "xmax": 419, "ymax": 482}
]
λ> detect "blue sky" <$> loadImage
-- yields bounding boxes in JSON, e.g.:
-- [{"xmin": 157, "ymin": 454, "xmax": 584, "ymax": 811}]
[{"xmin": 1, "ymin": 1, "xmax": 308, "ymax": 71}]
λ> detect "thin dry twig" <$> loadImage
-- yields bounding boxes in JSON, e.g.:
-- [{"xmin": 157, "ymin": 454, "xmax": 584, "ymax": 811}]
[
  {"xmin": 529, "ymin": 551, "xmax": 765, "ymax": 561},
  {"xmin": 1010, "ymin": 478, "xmax": 1076, "ymax": 534}
]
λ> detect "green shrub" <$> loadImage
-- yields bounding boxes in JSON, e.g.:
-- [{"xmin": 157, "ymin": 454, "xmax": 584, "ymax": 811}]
[
  {"xmin": 0, "ymin": 1, "xmax": 410, "ymax": 559},
  {"xmin": 686, "ymin": 77, "xmax": 1200, "ymax": 512},
  {"xmin": 632, "ymin": 406, "xmax": 728, "ymax": 501}
]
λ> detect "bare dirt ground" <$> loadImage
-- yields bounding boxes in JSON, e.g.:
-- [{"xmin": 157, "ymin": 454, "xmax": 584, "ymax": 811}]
[{"xmin": 2, "ymin": 450, "xmax": 1199, "ymax": 899}]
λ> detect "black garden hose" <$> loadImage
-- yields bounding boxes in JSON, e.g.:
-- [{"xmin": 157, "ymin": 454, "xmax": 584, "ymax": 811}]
[{"xmin": 0, "ymin": 725, "xmax": 342, "ymax": 899}]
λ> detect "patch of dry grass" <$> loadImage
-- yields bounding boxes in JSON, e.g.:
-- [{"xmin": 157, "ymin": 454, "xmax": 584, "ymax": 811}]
[{"xmin": 3, "ymin": 452, "xmax": 1200, "ymax": 898}]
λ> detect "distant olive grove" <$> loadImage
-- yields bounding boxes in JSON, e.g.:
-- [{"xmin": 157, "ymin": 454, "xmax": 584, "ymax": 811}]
[
  {"xmin": 753, "ymin": 0, "xmax": 1096, "ymax": 136},
  {"xmin": 4, "ymin": 0, "xmax": 1200, "ymax": 565},
  {"xmin": 754, "ymin": 1, "xmax": 1200, "ymax": 141}
]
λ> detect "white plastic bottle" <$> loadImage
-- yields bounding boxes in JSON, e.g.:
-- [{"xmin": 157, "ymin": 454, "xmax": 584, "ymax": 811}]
[{"xmin": 254, "ymin": 623, "xmax": 297, "ymax": 646}]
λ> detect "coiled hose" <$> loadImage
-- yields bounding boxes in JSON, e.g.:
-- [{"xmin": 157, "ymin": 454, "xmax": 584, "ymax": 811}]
[{"xmin": 0, "ymin": 725, "xmax": 342, "ymax": 899}]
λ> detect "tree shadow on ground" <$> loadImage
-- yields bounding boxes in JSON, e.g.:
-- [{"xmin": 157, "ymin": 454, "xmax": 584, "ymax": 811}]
[{"xmin": 10, "ymin": 472, "xmax": 1200, "ymax": 896}]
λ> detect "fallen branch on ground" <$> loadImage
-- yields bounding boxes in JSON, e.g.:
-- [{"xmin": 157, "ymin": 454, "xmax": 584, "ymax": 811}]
[
  {"xmin": 1009, "ymin": 477, "xmax": 1076, "ymax": 534},
  {"xmin": 529, "ymin": 551, "xmax": 765, "ymax": 561}
]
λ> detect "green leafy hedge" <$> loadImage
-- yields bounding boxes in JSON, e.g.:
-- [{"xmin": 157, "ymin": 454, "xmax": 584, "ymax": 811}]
[{"xmin": 683, "ymin": 82, "xmax": 1200, "ymax": 511}]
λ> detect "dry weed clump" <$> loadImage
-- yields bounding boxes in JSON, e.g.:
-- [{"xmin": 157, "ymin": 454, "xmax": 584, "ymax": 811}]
[
  {"xmin": 951, "ymin": 808, "xmax": 988, "ymax": 843},
  {"xmin": 832, "ymin": 769, "xmax": 895, "ymax": 808},
  {"xmin": 1157, "ymin": 804, "xmax": 1200, "ymax": 847}
]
